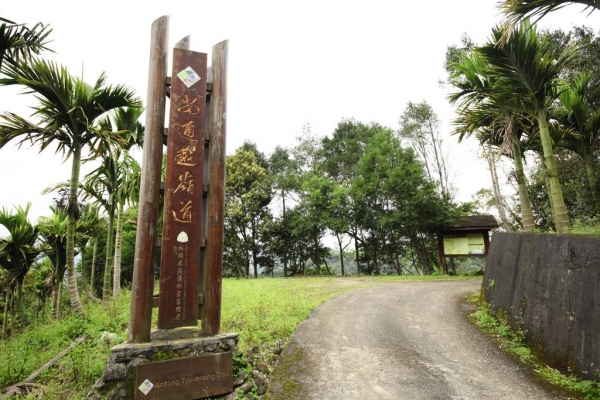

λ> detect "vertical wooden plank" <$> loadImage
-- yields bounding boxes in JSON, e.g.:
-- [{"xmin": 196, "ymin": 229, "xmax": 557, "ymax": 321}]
[
  {"xmin": 128, "ymin": 16, "xmax": 169, "ymax": 343},
  {"xmin": 483, "ymin": 230, "xmax": 491, "ymax": 256},
  {"xmin": 198, "ymin": 66, "xmax": 212, "ymax": 318},
  {"xmin": 158, "ymin": 43, "xmax": 208, "ymax": 328},
  {"xmin": 202, "ymin": 40, "xmax": 228, "ymax": 336},
  {"xmin": 437, "ymin": 234, "xmax": 446, "ymax": 275}
]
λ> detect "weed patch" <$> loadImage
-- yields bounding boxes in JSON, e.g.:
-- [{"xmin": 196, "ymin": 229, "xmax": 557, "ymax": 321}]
[
  {"xmin": 468, "ymin": 294, "xmax": 600, "ymax": 399},
  {"xmin": 0, "ymin": 276, "xmax": 472, "ymax": 399}
]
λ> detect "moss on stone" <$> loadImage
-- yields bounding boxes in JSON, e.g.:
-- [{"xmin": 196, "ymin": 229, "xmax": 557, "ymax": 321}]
[{"xmin": 265, "ymin": 347, "xmax": 306, "ymax": 400}]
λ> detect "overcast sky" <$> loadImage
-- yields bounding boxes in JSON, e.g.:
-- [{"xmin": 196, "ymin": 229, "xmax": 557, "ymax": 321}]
[{"xmin": 1, "ymin": 0, "xmax": 599, "ymax": 229}]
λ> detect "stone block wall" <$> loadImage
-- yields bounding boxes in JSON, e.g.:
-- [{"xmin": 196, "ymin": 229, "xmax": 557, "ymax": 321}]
[{"xmin": 483, "ymin": 232, "xmax": 600, "ymax": 380}]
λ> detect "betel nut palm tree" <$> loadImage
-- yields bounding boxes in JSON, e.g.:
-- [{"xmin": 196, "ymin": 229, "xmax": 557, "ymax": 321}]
[
  {"xmin": 103, "ymin": 107, "xmax": 143, "ymax": 297},
  {"xmin": 0, "ymin": 203, "xmax": 40, "ymax": 317},
  {"xmin": 555, "ymin": 72, "xmax": 600, "ymax": 206},
  {"xmin": 85, "ymin": 107, "xmax": 143, "ymax": 299},
  {"xmin": 0, "ymin": 16, "xmax": 52, "ymax": 69},
  {"xmin": 477, "ymin": 21, "xmax": 577, "ymax": 233},
  {"xmin": 37, "ymin": 206, "xmax": 68, "ymax": 317},
  {"xmin": 76, "ymin": 203, "xmax": 106, "ymax": 296},
  {"xmin": 448, "ymin": 51, "xmax": 537, "ymax": 232},
  {"xmin": 0, "ymin": 58, "xmax": 141, "ymax": 313}
]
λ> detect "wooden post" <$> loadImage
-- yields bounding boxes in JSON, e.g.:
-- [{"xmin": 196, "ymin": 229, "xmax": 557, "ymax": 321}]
[
  {"xmin": 158, "ymin": 38, "xmax": 208, "ymax": 328},
  {"xmin": 128, "ymin": 16, "xmax": 169, "ymax": 343},
  {"xmin": 202, "ymin": 40, "xmax": 228, "ymax": 336},
  {"xmin": 437, "ymin": 234, "xmax": 446, "ymax": 275}
]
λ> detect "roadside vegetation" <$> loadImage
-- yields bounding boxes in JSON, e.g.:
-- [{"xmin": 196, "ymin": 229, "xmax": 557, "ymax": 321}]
[
  {"xmin": 2, "ymin": 1, "xmax": 600, "ymax": 398},
  {"xmin": 468, "ymin": 292, "xmax": 600, "ymax": 400},
  {"xmin": 0, "ymin": 276, "xmax": 471, "ymax": 399}
]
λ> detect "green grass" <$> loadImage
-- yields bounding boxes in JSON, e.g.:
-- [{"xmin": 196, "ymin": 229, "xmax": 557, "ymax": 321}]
[
  {"xmin": 221, "ymin": 275, "xmax": 473, "ymax": 352},
  {"xmin": 467, "ymin": 292, "xmax": 600, "ymax": 399},
  {"xmin": 0, "ymin": 275, "xmax": 469, "ymax": 399}
]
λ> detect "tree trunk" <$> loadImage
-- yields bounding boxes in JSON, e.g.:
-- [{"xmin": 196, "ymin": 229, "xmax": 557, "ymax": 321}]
[
  {"xmin": 428, "ymin": 119, "xmax": 450, "ymax": 198},
  {"xmin": 323, "ymin": 259, "xmax": 332, "ymax": 275},
  {"xmin": 51, "ymin": 281, "xmax": 61, "ymax": 319},
  {"xmin": 282, "ymin": 190, "xmax": 288, "ymax": 278},
  {"xmin": 232, "ymin": 248, "xmax": 245, "ymax": 278},
  {"xmin": 354, "ymin": 232, "xmax": 360, "ymax": 275},
  {"xmin": 102, "ymin": 203, "xmax": 116, "ymax": 300},
  {"xmin": 449, "ymin": 258, "xmax": 457, "ymax": 275},
  {"xmin": 79, "ymin": 242, "xmax": 87, "ymax": 290},
  {"xmin": 411, "ymin": 234, "xmax": 433, "ymax": 275},
  {"xmin": 336, "ymin": 234, "xmax": 345, "ymax": 276},
  {"xmin": 67, "ymin": 143, "xmax": 84, "ymax": 313},
  {"xmin": 9, "ymin": 288, "xmax": 15, "ymax": 336},
  {"xmin": 15, "ymin": 276, "xmax": 24, "ymax": 316},
  {"xmin": 314, "ymin": 238, "xmax": 321, "ymax": 275},
  {"xmin": 486, "ymin": 145, "xmax": 512, "ymax": 232},
  {"xmin": 583, "ymin": 149, "xmax": 599, "ymax": 207},
  {"xmin": 245, "ymin": 251, "xmax": 250, "ymax": 279},
  {"xmin": 2, "ymin": 288, "xmax": 11, "ymax": 336},
  {"xmin": 252, "ymin": 248, "xmax": 258, "ymax": 278},
  {"xmin": 539, "ymin": 157, "xmax": 557, "ymax": 225},
  {"xmin": 537, "ymin": 109, "xmax": 570, "ymax": 233},
  {"xmin": 513, "ymin": 143, "xmax": 535, "ymax": 232},
  {"xmin": 112, "ymin": 203, "xmax": 124, "ymax": 296},
  {"xmin": 90, "ymin": 237, "xmax": 98, "ymax": 293}
]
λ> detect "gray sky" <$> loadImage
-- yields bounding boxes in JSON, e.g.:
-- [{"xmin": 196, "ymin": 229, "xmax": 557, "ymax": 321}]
[{"xmin": 1, "ymin": 0, "xmax": 598, "ymax": 229}]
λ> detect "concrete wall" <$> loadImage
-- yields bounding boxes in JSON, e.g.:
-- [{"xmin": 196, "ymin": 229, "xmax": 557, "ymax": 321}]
[{"xmin": 483, "ymin": 232, "xmax": 600, "ymax": 380}]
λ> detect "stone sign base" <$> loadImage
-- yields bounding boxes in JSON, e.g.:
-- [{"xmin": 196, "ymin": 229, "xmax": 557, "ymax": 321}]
[{"xmin": 87, "ymin": 328, "xmax": 238, "ymax": 399}]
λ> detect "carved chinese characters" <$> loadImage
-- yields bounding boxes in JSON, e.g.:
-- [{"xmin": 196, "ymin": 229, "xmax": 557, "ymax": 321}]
[{"xmin": 158, "ymin": 49, "xmax": 208, "ymax": 328}]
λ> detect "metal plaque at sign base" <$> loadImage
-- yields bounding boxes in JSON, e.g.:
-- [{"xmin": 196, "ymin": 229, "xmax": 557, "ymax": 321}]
[
  {"xmin": 134, "ymin": 352, "xmax": 233, "ymax": 399},
  {"xmin": 158, "ymin": 48, "xmax": 208, "ymax": 328}
]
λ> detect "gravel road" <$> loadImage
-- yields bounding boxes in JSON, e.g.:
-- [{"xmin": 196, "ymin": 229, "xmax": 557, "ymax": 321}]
[{"xmin": 267, "ymin": 279, "xmax": 571, "ymax": 400}]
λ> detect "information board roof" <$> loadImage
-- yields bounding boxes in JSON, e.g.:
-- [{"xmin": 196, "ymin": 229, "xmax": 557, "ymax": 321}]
[{"xmin": 442, "ymin": 215, "xmax": 499, "ymax": 232}]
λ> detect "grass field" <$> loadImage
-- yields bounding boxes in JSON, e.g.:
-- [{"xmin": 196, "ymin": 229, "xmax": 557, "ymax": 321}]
[{"xmin": 0, "ymin": 275, "xmax": 474, "ymax": 399}]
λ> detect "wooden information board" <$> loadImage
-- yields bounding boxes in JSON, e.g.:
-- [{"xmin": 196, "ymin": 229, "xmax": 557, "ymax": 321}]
[
  {"xmin": 443, "ymin": 233, "xmax": 485, "ymax": 255},
  {"xmin": 158, "ymin": 48, "xmax": 208, "ymax": 328},
  {"xmin": 135, "ymin": 353, "xmax": 232, "ymax": 399}
]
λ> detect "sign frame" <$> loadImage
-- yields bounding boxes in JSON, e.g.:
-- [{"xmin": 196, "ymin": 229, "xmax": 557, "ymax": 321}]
[
  {"xmin": 134, "ymin": 352, "xmax": 233, "ymax": 399},
  {"xmin": 158, "ymin": 48, "xmax": 208, "ymax": 328}
]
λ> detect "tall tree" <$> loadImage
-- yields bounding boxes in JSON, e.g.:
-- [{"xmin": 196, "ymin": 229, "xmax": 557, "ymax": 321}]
[
  {"xmin": 102, "ymin": 107, "xmax": 143, "ymax": 296},
  {"xmin": 76, "ymin": 204, "xmax": 105, "ymax": 295},
  {"xmin": 483, "ymin": 144, "xmax": 513, "ymax": 232},
  {"xmin": 477, "ymin": 21, "xmax": 577, "ymax": 232},
  {"xmin": 352, "ymin": 130, "xmax": 452, "ymax": 274},
  {"xmin": 225, "ymin": 149, "xmax": 272, "ymax": 277},
  {"xmin": 399, "ymin": 101, "xmax": 453, "ymax": 200},
  {"xmin": 319, "ymin": 120, "xmax": 377, "ymax": 274},
  {"xmin": 448, "ymin": 52, "xmax": 537, "ymax": 232},
  {"xmin": 38, "ymin": 206, "xmax": 68, "ymax": 318},
  {"xmin": 0, "ymin": 204, "xmax": 39, "ymax": 317},
  {"xmin": 0, "ymin": 263, "xmax": 15, "ymax": 335},
  {"xmin": 0, "ymin": 59, "xmax": 141, "ymax": 313},
  {"xmin": 555, "ymin": 72, "xmax": 600, "ymax": 206},
  {"xmin": 82, "ymin": 149, "xmax": 140, "ymax": 299},
  {"xmin": 25, "ymin": 257, "xmax": 54, "ymax": 320},
  {"xmin": 268, "ymin": 146, "xmax": 300, "ymax": 277}
]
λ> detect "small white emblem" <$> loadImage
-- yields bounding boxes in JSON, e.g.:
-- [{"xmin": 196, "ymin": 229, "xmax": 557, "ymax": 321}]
[
  {"xmin": 177, "ymin": 66, "xmax": 201, "ymax": 88},
  {"xmin": 138, "ymin": 378, "xmax": 154, "ymax": 395}
]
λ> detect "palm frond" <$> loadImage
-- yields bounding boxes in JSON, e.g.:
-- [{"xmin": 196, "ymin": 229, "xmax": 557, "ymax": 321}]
[
  {"xmin": 499, "ymin": 0, "xmax": 599, "ymax": 27},
  {"xmin": 0, "ymin": 19, "xmax": 53, "ymax": 67},
  {"xmin": 478, "ymin": 21, "xmax": 578, "ymax": 112}
]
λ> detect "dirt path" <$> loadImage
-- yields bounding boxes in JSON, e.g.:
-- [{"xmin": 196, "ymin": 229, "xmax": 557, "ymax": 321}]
[{"xmin": 267, "ymin": 280, "xmax": 569, "ymax": 400}]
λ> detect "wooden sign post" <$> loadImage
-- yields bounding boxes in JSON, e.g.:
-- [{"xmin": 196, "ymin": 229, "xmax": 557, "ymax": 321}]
[
  {"xmin": 90, "ymin": 17, "xmax": 233, "ymax": 400},
  {"xmin": 128, "ymin": 15, "xmax": 228, "ymax": 341},
  {"xmin": 158, "ymin": 48, "xmax": 207, "ymax": 328}
]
